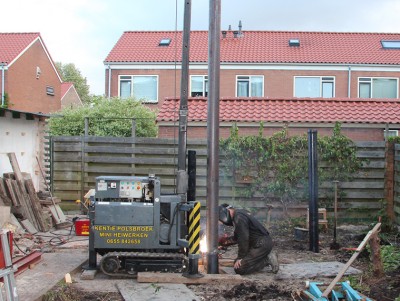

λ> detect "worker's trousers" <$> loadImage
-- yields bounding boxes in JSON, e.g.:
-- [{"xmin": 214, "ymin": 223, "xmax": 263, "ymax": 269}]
[{"xmin": 234, "ymin": 235, "xmax": 273, "ymax": 275}]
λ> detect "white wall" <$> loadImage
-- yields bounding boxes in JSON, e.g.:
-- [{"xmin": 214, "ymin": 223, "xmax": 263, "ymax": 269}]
[{"xmin": 0, "ymin": 111, "xmax": 43, "ymax": 190}]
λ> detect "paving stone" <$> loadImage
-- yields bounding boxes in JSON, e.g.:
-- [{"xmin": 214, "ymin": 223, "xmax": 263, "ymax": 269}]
[{"xmin": 117, "ymin": 282, "xmax": 200, "ymax": 301}]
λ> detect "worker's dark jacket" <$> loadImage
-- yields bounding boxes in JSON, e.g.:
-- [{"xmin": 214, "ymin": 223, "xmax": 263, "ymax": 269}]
[{"xmin": 232, "ymin": 209, "xmax": 273, "ymax": 275}]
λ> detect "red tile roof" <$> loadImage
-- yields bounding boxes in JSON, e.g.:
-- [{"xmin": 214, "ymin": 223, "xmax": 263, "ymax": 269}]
[
  {"xmin": 0, "ymin": 33, "xmax": 41, "ymax": 64},
  {"xmin": 61, "ymin": 82, "xmax": 73, "ymax": 98},
  {"xmin": 105, "ymin": 31, "xmax": 400, "ymax": 65},
  {"xmin": 157, "ymin": 97, "xmax": 400, "ymax": 125}
]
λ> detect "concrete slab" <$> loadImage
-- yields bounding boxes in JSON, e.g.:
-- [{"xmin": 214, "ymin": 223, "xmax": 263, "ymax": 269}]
[
  {"xmin": 275, "ymin": 261, "xmax": 362, "ymax": 280},
  {"xmin": 15, "ymin": 249, "xmax": 87, "ymax": 301},
  {"xmin": 220, "ymin": 261, "xmax": 361, "ymax": 281},
  {"xmin": 117, "ymin": 282, "xmax": 201, "ymax": 301}
]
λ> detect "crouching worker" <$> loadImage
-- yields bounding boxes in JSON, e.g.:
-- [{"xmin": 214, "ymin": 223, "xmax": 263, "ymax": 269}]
[{"xmin": 218, "ymin": 204, "xmax": 279, "ymax": 275}]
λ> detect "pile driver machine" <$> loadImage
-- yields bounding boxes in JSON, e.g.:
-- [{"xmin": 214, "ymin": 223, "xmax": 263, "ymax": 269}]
[{"xmin": 85, "ymin": 0, "xmax": 203, "ymax": 277}]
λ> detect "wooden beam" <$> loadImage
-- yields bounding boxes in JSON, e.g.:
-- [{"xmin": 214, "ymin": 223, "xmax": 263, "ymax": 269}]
[
  {"xmin": 322, "ymin": 223, "xmax": 381, "ymax": 298},
  {"xmin": 137, "ymin": 272, "xmax": 243, "ymax": 285}
]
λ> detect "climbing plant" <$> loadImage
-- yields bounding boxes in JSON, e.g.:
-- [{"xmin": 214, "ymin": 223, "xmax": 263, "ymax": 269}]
[{"xmin": 220, "ymin": 122, "xmax": 364, "ymax": 213}]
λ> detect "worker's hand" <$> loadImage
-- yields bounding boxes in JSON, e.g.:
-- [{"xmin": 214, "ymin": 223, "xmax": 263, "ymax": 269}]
[{"xmin": 234, "ymin": 259, "xmax": 242, "ymax": 269}]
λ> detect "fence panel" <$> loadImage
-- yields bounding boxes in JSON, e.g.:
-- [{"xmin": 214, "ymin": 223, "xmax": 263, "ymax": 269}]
[
  {"xmin": 394, "ymin": 144, "xmax": 400, "ymax": 225},
  {"xmin": 49, "ymin": 136, "xmax": 387, "ymax": 223}
]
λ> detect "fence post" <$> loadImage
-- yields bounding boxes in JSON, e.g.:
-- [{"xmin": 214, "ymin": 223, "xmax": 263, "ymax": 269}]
[{"xmin": 385, "ymin": 141, "xmax": 395, "ymax": 222}]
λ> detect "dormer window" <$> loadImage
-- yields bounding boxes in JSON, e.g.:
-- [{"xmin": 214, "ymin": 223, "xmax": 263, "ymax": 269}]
[
  {"xmin": 159, "ymin": 38, "xmax": 171, "ymax": 46},
  {"xmin": 289, "ymin": 39, "xmax": 300, "ymax": 46}
]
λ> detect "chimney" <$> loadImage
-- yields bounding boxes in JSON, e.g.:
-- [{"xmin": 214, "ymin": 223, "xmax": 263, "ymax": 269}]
[{"xmin": 238, "ymin": 20, "xmax": 242, "ymax": 36}]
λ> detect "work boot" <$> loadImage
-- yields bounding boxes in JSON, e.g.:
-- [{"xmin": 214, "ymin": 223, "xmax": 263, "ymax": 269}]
[{"xmin": 267, "ymin": 250, "xmax": 279, "ymax": 273}]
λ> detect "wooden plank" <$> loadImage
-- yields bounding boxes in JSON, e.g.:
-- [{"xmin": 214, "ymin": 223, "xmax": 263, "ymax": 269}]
[
  {"xmin": 322, "ymin": 223, "xmax": 381, "ymax": 297},
  {"xmin": 46, "ymin": 204, "xmax": 66, "ymax": 224},
  {"xmin": 137, "ymin": 272, "xmax": 243, "ymax": 284},
  {"xmin": 4, "ymin": 179, "xmax": 19, "ymax": 206},
  {"xmin": 24, "ymin": 178, "xmax": 48, "ymax": 232}
]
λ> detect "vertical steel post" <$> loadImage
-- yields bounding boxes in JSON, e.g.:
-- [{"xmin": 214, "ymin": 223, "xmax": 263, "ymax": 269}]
[
  {"xmin": 206, "ymin": 0, "xmax": 221, "ymax": 274},
  {"xmin": 188, "ymin": 150, "xmax": 196, "ymax": 202},
  {"xmin": 308, "ymin": 130, "xmax": 319, "ymax": 253},
  {"xmin": 177, "ymin": 0, "xmax": 192, "ymax": 195},
  {"xmin": 1, "ymin": 231, "xmax": 19, "ymax": 300}
]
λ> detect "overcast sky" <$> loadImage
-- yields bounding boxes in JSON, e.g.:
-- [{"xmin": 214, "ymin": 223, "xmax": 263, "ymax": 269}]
[{"xmin": 2, "ymin": 0, "xmax": 400, "ymax": 96}]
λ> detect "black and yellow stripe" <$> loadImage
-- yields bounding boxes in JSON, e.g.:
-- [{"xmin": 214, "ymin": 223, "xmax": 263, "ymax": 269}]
[{"xmin": 188, "ymin": 201, "xmax": 201, "ymax": 255}]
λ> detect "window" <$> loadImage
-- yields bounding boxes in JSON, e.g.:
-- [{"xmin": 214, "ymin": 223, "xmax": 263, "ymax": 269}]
[
  {"xmin": 381, "ymin": 40, "xmax": 400, "ymax": 49},
  {"xmin": 190, "ymin": 75, "xmax": 208, "ymax": 97},
  {"xmin": 294, "ymin": 77, "xmax": 334, "ymax": 98},
  {"xmin": 236, "ymin": 76, "xmax": 264, "ymax": 97},
  {"xmin": 46, "ymin": 86, "xmax": 54, "ymax": 96},
  {"xmin": 384, "ymin": 130, "xmax": 398, "ymax": 138},
  {"xmin": 159, "ymin": 38, "xmax": 171, "ymax": 46},
  {"xmin": 358, "ymin": 78, "xmax": 398, "ymax": 99},
  {"xmin": 119, "ymin": 75, "xmax": 158, "ymax": 102}
]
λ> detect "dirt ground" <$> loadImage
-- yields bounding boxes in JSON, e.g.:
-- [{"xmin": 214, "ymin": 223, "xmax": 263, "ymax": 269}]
[
  {"xmin": 44, "ymin": 219, "xmax": 400, "ymax": 301},
  {"xmin": 189, "ymin": 220, "xmax": 400, "ymax": 301}
]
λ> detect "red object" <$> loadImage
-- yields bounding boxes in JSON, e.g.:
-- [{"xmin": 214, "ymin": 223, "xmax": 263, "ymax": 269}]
[
  {"xmin": 75, "ymin": 219, "xmax": 90, "ymax": 236},
  {"xmin": 13, "ymin": 251, "xmax": 42, "ymax": 276},
  {"xmin": 0, "ymin": 231, "xmax": 13, "ymax": 269}
]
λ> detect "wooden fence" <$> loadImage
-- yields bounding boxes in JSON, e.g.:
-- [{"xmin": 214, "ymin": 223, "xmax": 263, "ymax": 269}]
[
  {"xmin": 48, "ymin": 135, "xmax": 394, "ymax": 224},
  {"xmin": 393, "ymin": 144, "xmax": 400, "ymax": 225}
]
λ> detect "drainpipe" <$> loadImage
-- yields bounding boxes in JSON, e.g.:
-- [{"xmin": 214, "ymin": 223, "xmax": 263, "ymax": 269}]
[
  {"xmin": 385, "ymin": 123, "xmax": 389, "ymax": 142},
  {"xmin": 1, "ymin": 63, "xmax": 6, "ymax": 106},
  {"xmin": 347, "ymin": 65, "xmax": 352, "ymax": 98},
  {"xmin": 107, "ymin": 64, "xmax": 111, "ymax": 99}
]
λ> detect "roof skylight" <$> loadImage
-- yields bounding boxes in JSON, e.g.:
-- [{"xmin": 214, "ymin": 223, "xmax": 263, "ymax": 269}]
[
  {"xmin": 159, "ymin": 38, "xmax": 171, "ymax": 46},
  {"xmin": 289, "ymin": 39, "xmax": 300, "ymax": 46},
  {"xmin": 381, "ymin": 40, "xmax": 400, "ymax": 49}
]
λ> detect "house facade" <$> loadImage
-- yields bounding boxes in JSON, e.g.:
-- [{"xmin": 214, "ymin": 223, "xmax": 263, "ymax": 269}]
[
  {"xmin": 0, "ymin": 108, "xmax": 48, "ymax": 191},
  {"xmin": 104, "ymin": 30, "xmax": 400, "ymax": 140},
  {"xmin": 0, "ymin": 32, "xmax": 62, "ymax": 114},
  {"xmin": 104, "ymin": 30, "xmax": 400, "ymax": 109}
]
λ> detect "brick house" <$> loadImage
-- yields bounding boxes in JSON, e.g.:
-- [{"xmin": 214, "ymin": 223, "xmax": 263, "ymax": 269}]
[
  {"xmin": 105, "ymin": 30, "xmax": 400, "ymax": 139},
  {"xmin": 61, "ymin": 82, "xmax": 83, "ymax": 109},
  {"xmin": 0, "ymin": 32, "xmax": 62, "ymax": 114}
]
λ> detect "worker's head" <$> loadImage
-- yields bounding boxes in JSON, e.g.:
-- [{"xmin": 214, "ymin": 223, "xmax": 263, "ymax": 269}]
[{"xmin": 218, "ymin": 204, "xmax": 233, "ymax": 226}]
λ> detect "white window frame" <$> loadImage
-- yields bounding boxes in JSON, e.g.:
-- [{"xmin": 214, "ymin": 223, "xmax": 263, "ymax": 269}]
[
  {"xmin": 384, "ymin": 129, "xmax": 399, "ymax": 138},
  {"xmin": 235, "ymin": 75, "xmax": 264, "ymax": 97},
  {"xmin": 118, "ymin": 75, "xmax": 159, "ymax": 103},
  {"xmin": 358, "ymin": 77, "xmax": 398, "ymax": 99},
  {"xmin": 190, "ymin": 75, "xmax": 208, "ymax": 97},
  {"xmin": 294, "ymin": 76, "xmax": 335, "ymax": 98}
]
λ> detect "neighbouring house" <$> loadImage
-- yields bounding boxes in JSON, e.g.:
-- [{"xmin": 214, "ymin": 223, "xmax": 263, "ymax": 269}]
[
  {"xmin": 104, "ymin": 29, "xmax": 400, "ymax": 140},
  {"xmin": 157, "ymin": 97, "xmax": 400, "ymax": 141},
  {"xmin": 61, "ymin": 82, "xmax": 83, "ymax": 109},
  {"xmin": 104, "ymin": 30, "xmax": 400, "ymax": 109},
  {"xmin": 0, "ymin": 108, "xmax": 48, "ymax": 191},
  {"xmin": 0, "ymin": 32, "xmax": 62, "ymax": 114}
]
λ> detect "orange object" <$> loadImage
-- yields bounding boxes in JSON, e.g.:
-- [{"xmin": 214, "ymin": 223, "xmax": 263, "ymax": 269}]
[{"xmin": 75, "ymin": 219, "xmax": 90, "ymax": 236}]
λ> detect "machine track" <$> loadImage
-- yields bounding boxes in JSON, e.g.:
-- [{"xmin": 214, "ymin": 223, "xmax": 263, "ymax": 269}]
[{"xmin": 99, "ymin": 251, "xmax": 186, "ymax": 277}]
